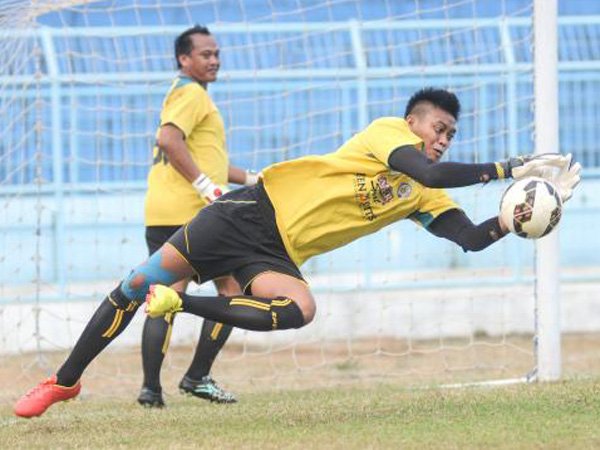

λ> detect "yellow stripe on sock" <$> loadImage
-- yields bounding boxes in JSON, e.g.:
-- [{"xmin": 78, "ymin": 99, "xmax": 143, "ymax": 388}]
[
  {"xmin": 271, "ymin": 298, "xmax": 292, "ymax": 307},
  {"xmin": 125, "ymin": 301, "xmax": 138, "ymax": 312},
  {"xmin": 271, "ymin": 311, "xmax": 278, "ymax": 330},
  {"xmin": 495, "ymin": 162, "xmax": 505, "ymax": 179},
  {"xmin": 210, "ymin": 323, "xmax": 223, "ymax": 341},
  {"xmin": 229, "ymin": 298, "xmax": 271, "ymax": 311},
  {"xmin": 107, "ymin": 295, "xmax": 118, "ymax": 308},
  {"xmin": 162, "ymin": 320, "xmax": 173, "ymax": 354},
  {"xmin": 102, "ymin": 309, "xmax": 124, "ymax": 338}
]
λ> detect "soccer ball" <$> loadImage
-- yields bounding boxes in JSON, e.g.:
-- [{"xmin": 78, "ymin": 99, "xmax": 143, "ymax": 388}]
[{"xmin": 499, "ymin": 177, "xmax": 562, "ymax": 239}]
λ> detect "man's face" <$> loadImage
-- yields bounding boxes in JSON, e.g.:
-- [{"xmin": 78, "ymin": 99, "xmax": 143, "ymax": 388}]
[
  {"xmin": 179, "ymin": 33, "xmax": 220, "ymax": 84},
  {"xmin": 406, "ymin": 104, "xmax": 457, "ymax": 162}
]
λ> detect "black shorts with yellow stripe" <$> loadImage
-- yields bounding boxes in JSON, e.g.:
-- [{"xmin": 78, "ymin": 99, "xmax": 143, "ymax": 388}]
[
  {"xmin": 167, "ymin": 182, "xmax": 304, "ymax": 294},
  {"xmin": 145, "ymin": 225, "xmax": 181, "ymax": 256}
]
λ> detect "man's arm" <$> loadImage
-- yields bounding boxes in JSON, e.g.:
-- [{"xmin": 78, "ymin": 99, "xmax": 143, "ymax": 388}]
[
  {"xmin": 388, "ymin": 146, "xmax": 499, "ymax": 188},
  {"xmin": 157, "ymin": 124, "xmax": 201, "ymax": 182},
  {"xmin": 228, "ymin": 165, "xmax": 259, "ymax": 186},
  {"xmin": 157, "ymin": 124, "xmax": 222, "ymax": 202},
  {"xmin": 426, "ymin": 208, "xmax": 509, "ymax": 252},
  {"xmin": 388, "ymin": 145, "xmax": 567, "ymax": 189}
]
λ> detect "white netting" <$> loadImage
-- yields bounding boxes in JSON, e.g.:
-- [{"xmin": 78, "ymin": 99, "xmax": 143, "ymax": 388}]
[{"xmin": 4, "ymin": 0, "xmax": 595, "ymax": 400}]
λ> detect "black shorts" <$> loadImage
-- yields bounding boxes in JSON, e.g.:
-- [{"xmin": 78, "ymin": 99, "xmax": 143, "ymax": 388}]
[
  {"xmin": 145, "ymin": 225, "xmax": 182, "ymax": 256},
  {"xmin": 168, "ymin": 182, "xmax": 304, "ymax": 293}
]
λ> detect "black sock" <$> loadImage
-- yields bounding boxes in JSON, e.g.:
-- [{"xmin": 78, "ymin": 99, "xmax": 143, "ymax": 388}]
[
  {"xmin": 140, "ymin": 314, "xmax": 175, "ymax": 391},
  {"xmin": 184, "ymin": 320, "xmax": 233, "ymax": 381},
  {"xmin": 180, "ymin": 293, "xmax": 304, "ymax": 331},
  {"xmin": 56, "ymin": 297, "xmax": 138, "ymax": 387}
]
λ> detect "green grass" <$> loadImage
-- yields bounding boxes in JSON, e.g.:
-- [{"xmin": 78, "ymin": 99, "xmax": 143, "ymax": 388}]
[{"xmin": 1, "ymin": 378, "xmax": 599, "ymax": 449}]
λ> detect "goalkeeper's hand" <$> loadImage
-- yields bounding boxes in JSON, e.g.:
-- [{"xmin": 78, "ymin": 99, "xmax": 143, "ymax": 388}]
[
  {"xmin": 192, "ymin": 174, "xmax": 228, "ymax": 203},
  {"xmin": 538, "ymin": 153, "xmax": 582, "ymax": 203},
  {"xmin": 496, "ymin": 153, "xmax": 568, "ymax": 180}
]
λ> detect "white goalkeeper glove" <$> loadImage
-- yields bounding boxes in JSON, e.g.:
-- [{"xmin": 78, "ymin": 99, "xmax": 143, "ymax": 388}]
[
  {"xmin": 497, "ymin": 153, "xmax": 568, "ymax": 180},
  {"xmin": 192, "ymin": 174, "xmax": 227, "ymax": 203},
  {"xmin": 537, "ymin": 153, "xmax": 582, "ymax": 203},
  {"xmin": 244, "ymin": 169, "xmax": 260, "ymax": 186}
]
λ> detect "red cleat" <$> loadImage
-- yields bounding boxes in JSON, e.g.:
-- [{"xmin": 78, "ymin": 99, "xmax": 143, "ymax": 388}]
[{"xmin": 14, "ymin": 375, "xmax": 81, "ymax": 418}]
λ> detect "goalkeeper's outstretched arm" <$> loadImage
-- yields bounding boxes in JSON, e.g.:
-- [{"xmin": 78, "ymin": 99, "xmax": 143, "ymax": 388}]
[
  {"xmin": 388, "ymin": 145, "xmax": 567, "ymax": 188},
  {"xmin": 388, "ymin": 145, "xmax": 500, "ymax": 187},
  {"xmin": 426, "ymin": 208, "xmax": 508, "ymax": 252}
]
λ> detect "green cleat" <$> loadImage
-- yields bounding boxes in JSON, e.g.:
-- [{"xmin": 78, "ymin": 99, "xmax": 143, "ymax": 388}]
[
  {"xmin": 145, "ymin": 284, "xmax": 183, "ymax": 318},
  {"xmin": 179, "ymin": 375, "xmax": 237, "ymax": 404}
]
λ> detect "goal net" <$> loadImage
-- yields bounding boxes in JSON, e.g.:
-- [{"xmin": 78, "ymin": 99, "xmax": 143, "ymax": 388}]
[{"xmin": 1, "ymin": 0, "xmax": 569, "ymax": 399}]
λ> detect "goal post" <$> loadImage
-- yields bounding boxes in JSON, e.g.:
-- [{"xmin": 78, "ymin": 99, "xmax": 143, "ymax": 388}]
[{"xmin": 533, "ymin": 0, "xmax": 561, "ymax": 382}]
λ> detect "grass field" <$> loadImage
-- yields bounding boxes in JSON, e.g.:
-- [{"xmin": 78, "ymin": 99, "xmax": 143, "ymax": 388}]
[
  {"xmin": 1, "ymin": 378, "xmax": 599, "ymax": 449},
  {"xmin": 1, "ymin": 332, "xmax": 599, "ymax": 448}
]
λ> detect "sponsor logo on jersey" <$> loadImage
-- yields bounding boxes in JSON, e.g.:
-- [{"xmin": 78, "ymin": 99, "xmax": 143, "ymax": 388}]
[
  {"xmin": 354, "ymin": 173, "xmax": 396, "ymax": 221},
  {"xmin": 354, "ymin": 173, "xmax": 376, "ymax": 221}
]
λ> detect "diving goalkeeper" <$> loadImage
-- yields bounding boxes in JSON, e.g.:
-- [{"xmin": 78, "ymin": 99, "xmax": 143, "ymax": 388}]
[{"xmin": 15, "ymin": 87, "xmax": 580, "ymax": 418}]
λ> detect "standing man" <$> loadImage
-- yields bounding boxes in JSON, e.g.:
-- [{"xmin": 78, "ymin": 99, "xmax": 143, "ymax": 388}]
[{"xmin": 139, "ymin": 25, "xmax": 258, "ymax": 407}]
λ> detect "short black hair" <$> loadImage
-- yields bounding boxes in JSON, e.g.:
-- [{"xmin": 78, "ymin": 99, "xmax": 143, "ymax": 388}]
[
  {"xmin": 404, "ymin": 87, "xmax": 461, "ymax": 120},
  {"xmin": 174, "ymin": 25, "xmax": 211, "ymax": 69}
]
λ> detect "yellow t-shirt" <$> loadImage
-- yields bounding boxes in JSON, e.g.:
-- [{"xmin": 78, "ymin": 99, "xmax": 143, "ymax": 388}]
[
  {"xmin": 262, "ymin": 117, "xmax": 459, "ymax": 267},
  {"xmin": 145, "ymin": 76, "xmax": 228, "ymax": 226}
]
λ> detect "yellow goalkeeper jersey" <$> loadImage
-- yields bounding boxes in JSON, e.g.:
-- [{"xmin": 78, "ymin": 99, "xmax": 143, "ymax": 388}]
[
  {"xmin": 145, "ymin": 76, "xmax": 228, "ymax": 226},
  {"xmin": 261, "ymin": 117, "xmax": 459, "ymax": 267}
]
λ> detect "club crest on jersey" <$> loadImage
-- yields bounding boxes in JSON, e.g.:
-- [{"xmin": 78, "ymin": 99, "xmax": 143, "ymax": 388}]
[
  {"xmin": 376, "ymin": 175, "xmax": 394, "ymax": 204},
  {"xmin": 397, "ymin": 182, "xmax": 412, "ymax": 199}
]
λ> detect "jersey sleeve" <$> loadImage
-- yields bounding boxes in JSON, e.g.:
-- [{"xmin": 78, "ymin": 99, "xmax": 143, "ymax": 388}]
[
  {"xmin": 160, "ymin": 84, "xmax": 209, "ymax": 138},
  {"xmin": 362, "ymin": 118, "xmax": 424, "ymax": 166},
  {"xmin": 408, "ymin": 187, "xmax": 460, "ymax": 228}
]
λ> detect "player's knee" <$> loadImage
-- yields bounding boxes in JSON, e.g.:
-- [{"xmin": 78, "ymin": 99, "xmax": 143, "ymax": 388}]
[
  {"xmin": 120, "ymin": 269, "xmax": 150, "ymax": 302},
  {"xmin": 290, "ymin": 293, "xmax": 316, "ymax": 325},
  {"xmin": 108, "ymin": 285, "xmax": 141, "ymax": 312},
  {"xmin": 272, "ymin": 297, "xmax": 312, "ymax": 330},
  {"xmin": 120, "ymin": 252, "xmax": 181, "ymax": 302},
  {"xmin": 300, "ymin": 299, "xmax": 316, "ymax": 324}
]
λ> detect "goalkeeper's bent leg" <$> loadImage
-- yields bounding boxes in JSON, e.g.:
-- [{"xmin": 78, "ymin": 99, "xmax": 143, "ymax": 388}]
[
  {"xmin": 175, "ymin": 273, "xmax": 315, "ymax": 331},
  {"xmin": 56, "ymin": 246, "xmax": 193, "ymax": 387},
  {"xmin": 179, "ymin": 292, "xmax": 305, "ymax": 331},
  {"xmin": 147, "ymin": 271, "xmax": 313, "ymax": 331},
  {"xmin": 56, "ymin": 287, "xmax": 139, "ymax": 387}
]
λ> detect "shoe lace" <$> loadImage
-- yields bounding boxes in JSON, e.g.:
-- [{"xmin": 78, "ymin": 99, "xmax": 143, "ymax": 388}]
[
  {"xmin": 23, "ymin": 378, "xmax": 53, "ymax": 399},
  {"xmin": 200, "ymin": 376, "xmax": 218, "ymax": 387}
]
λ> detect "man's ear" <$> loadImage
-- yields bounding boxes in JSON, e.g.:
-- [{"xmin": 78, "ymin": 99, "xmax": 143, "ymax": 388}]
[{"xmin": 178, "ymin": 54, "xmax": 188, "ymax": 68}]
